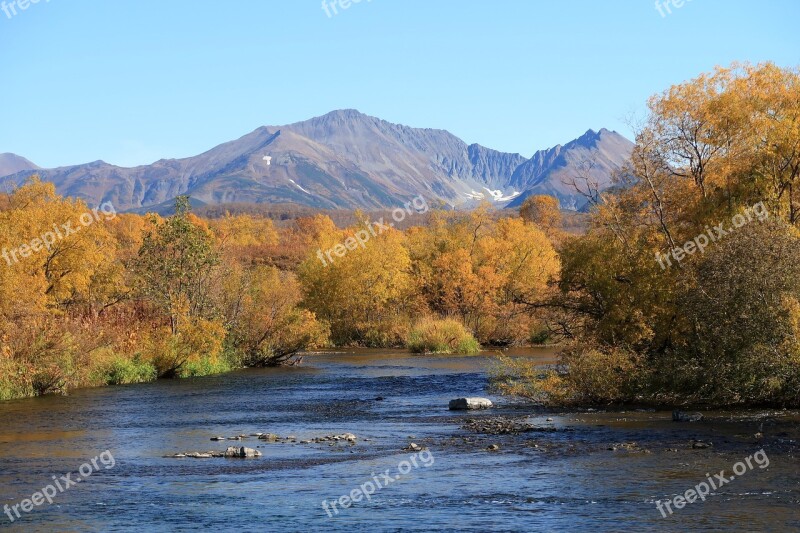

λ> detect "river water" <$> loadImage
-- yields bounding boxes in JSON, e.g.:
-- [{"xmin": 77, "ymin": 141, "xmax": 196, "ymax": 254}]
[{"xmin": 0, "ymin": 349, "xmax": 798, "ymax": 532}]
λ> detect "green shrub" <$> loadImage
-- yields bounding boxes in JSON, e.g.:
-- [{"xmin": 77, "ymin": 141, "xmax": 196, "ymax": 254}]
[
  {"xmin": 100, "ymin": 357, "xmax": 158, "ymax": 386},
  {"xmin": 406, "ymin": 318, "xmax": 481, "ymax": 355},
  {"xmin": 529, "ymin": 327, "xmax": 552, "ymax": 345},
  {"xmin": 491, "ymin": 344, "xmax": 644, "ymax": 405},
  {"xmin": 178, "ymin": 354, "xmax": 234, "ymax": 378},
  {"xmin": 360, "ymin": 318, "xmax": 411, "ymax": 348},
  {"xmin": 0, "ymin": 361, "xmax": 34, "ymax": 401}
]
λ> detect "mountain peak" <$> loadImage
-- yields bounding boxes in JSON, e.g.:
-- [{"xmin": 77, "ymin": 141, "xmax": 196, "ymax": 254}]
[
  {"xmin": 287, "ymin": 109, "xmax": 378, "ymax": 132},
  {"xmin": 328, "ymin": 108, "xmax": 366, "ymax": 117},
  {"xmin": 572, "ymin": 127, "xmax": 622, "ymax": 149},
  {"xmin": 0, "ymin": 153, "xmax": 39, "ymax": 178},
  {"xmin": 578, "ymin": 128, "xmax": 601, "ymax": 144},
  {"xmin": 311, "ymin": 109, "xmax": 370, "ymax": 122}
]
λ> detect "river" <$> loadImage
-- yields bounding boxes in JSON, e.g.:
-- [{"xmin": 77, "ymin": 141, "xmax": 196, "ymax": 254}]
[{"xmin": 0, "ymin": 349, "xmax": 798, "ymax": 531}]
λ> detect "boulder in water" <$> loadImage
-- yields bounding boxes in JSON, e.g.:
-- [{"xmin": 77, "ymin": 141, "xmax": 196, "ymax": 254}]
[
  {"xmin": 224, "ymin": 446, "xmax": 262, "ymax": 458},
  {"xmin": 449, "ymin": 397, "xmax": 493, "ymax": 410}
]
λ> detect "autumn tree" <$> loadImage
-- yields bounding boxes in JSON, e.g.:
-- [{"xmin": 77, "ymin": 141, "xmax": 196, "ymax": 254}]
[
  {"xmin": 497, "ymin": 63, "xmax": 800, "ymax": 406},
  {"xmin": 0, "ymin": 179, "xmax": 120, "ymax": 396},
  {"xmin": 669, "ymin": 219, "xmax": 800, "ymax": 404},
  {"xmin": 407, "ymin": 206, "xmax": 559, "ymax": 344},
  {"xmin": 209, "ymin": 213, "xmax": 280, "ymax": 266},
  {"xmin": 131, "ymin": 197, "xmax": 225, "ymax": 377},
  {"xmin": 519, "ymin": 195, "xmax": 563, "ymax": 232},
  {"xmin": 298, "ymin": 214, "xmax": 414, "ymax": 346},
  {"xmin": 134, "ymin": 196, "xmax": 220, "ymax": 335},
  {"xmin": 221, "ymin": 265, "xmax": 328, "ymax": 366}
]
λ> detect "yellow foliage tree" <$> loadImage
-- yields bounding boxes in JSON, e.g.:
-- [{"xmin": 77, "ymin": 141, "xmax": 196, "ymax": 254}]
[
  {"xmin": 519, "ymin": 194, "xmax": 562, "ymax": 232},
  {"xmin": 298, "ymin": 215, "xmax": 413, "ymax": 345}
]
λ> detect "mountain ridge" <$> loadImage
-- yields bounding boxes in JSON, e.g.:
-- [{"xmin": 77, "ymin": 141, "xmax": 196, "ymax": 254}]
[{"xmin": 1, "ymin": 110, "xmax": 634, "ymax": 212}]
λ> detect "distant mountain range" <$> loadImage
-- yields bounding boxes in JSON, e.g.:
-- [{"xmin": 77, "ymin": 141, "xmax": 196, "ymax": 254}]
[{"xmin": 0, "ymin": 110, "xmax": 634, "ymax": 212}]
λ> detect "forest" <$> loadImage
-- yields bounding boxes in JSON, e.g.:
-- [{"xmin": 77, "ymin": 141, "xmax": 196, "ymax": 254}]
[{"xmin": 2, "ymin": 63, "xmax": 799, "ymax": 408}]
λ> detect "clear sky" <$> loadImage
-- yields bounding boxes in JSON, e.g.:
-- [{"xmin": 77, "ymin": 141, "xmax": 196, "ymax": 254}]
[{"xmin": 1, "ymin": 0, "xmax": 798, "ymax": 168}]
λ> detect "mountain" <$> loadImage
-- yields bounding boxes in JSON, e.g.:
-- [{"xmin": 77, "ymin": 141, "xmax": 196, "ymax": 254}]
[
  {"xmin": 506, "ymin": 128, "xmax": 635, "ymax": 210},
  {"xmin": 0, "ymin": 153, "xmax": 39, "ymax": 178},
  {"xmin": 0, "ymin": 110, "xmax": 634, "ymax": 212}
]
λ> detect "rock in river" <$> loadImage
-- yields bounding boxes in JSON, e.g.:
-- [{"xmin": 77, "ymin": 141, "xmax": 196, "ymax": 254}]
[
  {"xmin": 461, "ymin": 417, "xmax": 535, "ymax": 434},
  {"xmin": 165, "ymin": 447, "xmax": 262, "ymax": 459},
  {"xmin": 224, "ymin": 446, "xmax": 262, "ymax": 458},
  {"xmin": 449, "ymin": 397, "xmax": 493, "ymax": 410},
  {"xmin": 673, "ymin": 410, "xmax": 704, "ymax": 422}
]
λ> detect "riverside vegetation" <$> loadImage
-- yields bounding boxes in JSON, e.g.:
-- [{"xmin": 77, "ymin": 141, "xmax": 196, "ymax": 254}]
[
  {"xmin": 2, "ymin": 62, "xmax": 799, "ymax": 408},
  {"xmin": 0, "ymin": 184, "xmax": 556, "ymax": 400},
  {"xmin": 496, "ymin": 62, "xmax": 800, "ymax": 407}
]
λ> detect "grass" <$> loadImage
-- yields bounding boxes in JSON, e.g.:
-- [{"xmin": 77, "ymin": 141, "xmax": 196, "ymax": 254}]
[
  {"xmin": 96, "ymin": 356, "xmax": 158, "ymax": 386},
  {"xmin": 406, "ymin": 317, "xmax": 481, "ymax": 355},
  {"xmin": 177, "ymin": 354, "xmax": 235, "ymax": 378}
]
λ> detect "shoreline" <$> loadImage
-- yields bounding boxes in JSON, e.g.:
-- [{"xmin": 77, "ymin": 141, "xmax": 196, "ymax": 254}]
[{"xmin": 4, "ymin": 348, "xmax": 799, "ymax": 412}]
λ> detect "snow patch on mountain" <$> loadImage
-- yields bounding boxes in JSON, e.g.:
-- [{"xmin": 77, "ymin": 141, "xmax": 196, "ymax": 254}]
[
  {"xmin": 464, "ymin": 188, "xmax": 521, "ymax": 202},
  {"xmin": 289, "ymin": 179, "xmax": 311, "ymax": 194}
]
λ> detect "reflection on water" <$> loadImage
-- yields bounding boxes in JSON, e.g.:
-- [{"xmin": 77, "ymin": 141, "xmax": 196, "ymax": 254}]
[{"xmin": 0, "ymin": 348, "xmax": 797, "ymax": 532}]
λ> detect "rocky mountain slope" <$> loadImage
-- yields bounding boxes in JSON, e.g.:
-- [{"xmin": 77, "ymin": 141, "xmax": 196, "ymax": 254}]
[{"xmin": 1, "ymin": 110, "xmax": 633, "ymax": 211}]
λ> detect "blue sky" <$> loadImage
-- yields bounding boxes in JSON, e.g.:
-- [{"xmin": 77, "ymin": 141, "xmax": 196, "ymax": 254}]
[{"xmin": 1, "ymin": 0, "xmax": 798, "ymax": 168}]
